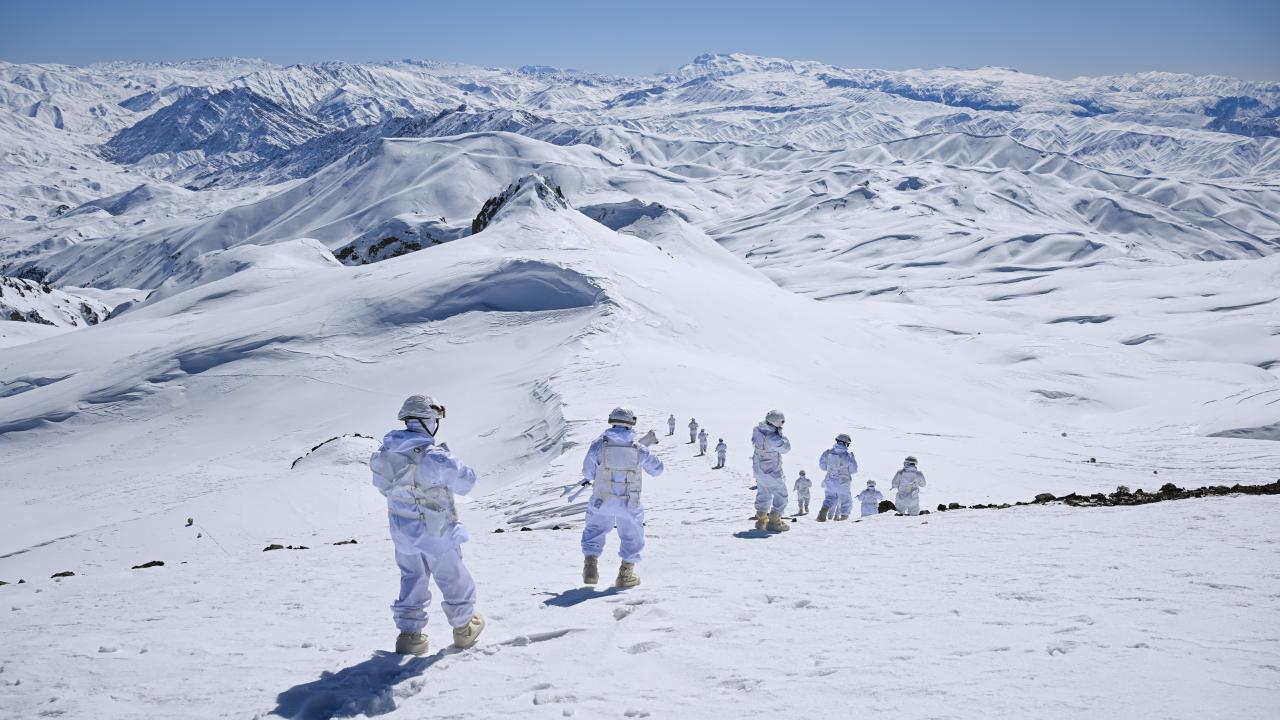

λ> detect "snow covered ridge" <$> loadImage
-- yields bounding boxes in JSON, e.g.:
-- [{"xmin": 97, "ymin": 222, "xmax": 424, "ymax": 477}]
[{"xmin": 0, "ymin": 277, "xmax": 109, "ymax": 326}]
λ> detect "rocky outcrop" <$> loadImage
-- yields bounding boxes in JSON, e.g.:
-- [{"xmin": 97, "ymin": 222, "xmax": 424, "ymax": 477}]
[
  {"xmin": 935, "ymin": 480, "xmax": 1280, "ymax": 513},
  {"xmin": 471, "ymin": 174, "xmax": 569, "ymax": 235},
  {"xmin": 332, "ymin": 216, "xmax": 466, "ymax": 266},
  {"xmin": 1, "ymin": 277, "xmax": 111, "ymax": 327}
]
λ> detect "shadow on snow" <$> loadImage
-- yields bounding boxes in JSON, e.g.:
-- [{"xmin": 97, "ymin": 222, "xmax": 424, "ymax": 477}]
[
  {"xmin": 272, "ymin": 650, "xmax": 448, "ymax": 720},
  {"xmin": 539, "ymin": 586, "xmax": 624, "ymax": 607}
]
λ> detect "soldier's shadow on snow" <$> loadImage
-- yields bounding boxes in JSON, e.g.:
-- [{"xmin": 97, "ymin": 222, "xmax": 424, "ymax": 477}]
[
  {"xmin": 272, "ymin": 650, "xmax": 447, "ymax": 720},
  {"xmin": 732, "ymin": 529, "xmax": 775, "ymax": 540},
  {"xmin": 539, "ymin": 586, "xmax": 623, "ymax": 607}
]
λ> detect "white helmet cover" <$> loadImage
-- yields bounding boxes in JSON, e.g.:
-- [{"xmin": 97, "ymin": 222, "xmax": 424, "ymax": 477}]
[
  {"xmin": 608, "ymin": 407, "xmax": 637, "ymax": 426},
  {"xmin": 765, "ymin": 409, "xmax": 785, "ymax": 427},
  {"xmin": 835, "ymin": 433, "xmax": 851, "ymax": 445},
  {"xmin": 398, "ymin": 394, "xmax": 447, "ymax": 421}
]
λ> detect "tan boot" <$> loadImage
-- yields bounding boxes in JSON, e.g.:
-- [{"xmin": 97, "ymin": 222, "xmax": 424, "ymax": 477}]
[
  {"xmin": 616, "ymin": 561, "xmax": 640, "ymax": 588},
  {"xmin": 766, "ymin": 512, "xmax": 791, "ymax": 532},
  {"xmin": 395, "ymin": 631, "xmax": 428, "ymax": 655},
  {"xmin": 816, "ymin": 506, "xmax": 829, "ymax": 522},
  {"xmin": 452, "ymin": 614, "xmax": 485, "ymax": 649},
  {"xmin": 583, "ymin": 555, "xmax": 599, "ymax": 585},
  {"xmin": 753, "ymin": 511, "xmax": 768, "ymax": 531}
]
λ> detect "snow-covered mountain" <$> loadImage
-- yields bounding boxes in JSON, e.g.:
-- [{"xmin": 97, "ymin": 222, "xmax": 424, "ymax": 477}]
[
  {"xmin": 1, "ymin": 53, "xmax": 1278, "ymax": 719},
  {"xmin": 0, "ymin": 276, "xmax": 109, "ymax": 326}
]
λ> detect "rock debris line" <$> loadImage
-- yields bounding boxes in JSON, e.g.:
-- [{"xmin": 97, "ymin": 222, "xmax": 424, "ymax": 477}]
[
  {"xmin": 933, "ymin": 480, "xmax": 1280, "ymax": 513},
  {"xmin": 5, "ymin": 482, "xmax": 1276, "ymax": 587},
  {"xmin": 289, "ymin": 433, "xmax": 374, "ymax": 469}
]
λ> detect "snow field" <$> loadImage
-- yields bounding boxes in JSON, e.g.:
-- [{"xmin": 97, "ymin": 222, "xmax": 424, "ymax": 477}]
[
  {"xmin": 2, "ymin": 434, "xmax": 1276, "ymax": 719},
  {"xmin": 1, "ymin": 51, "xmax": 1279, "ymax": 719}
]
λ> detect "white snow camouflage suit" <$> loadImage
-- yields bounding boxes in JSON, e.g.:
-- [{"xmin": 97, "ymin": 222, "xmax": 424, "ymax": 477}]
[
  {"xmin": 891, "ymin": 466, "xmax": 927, "ymax": 516},
  {"xmin": 371, "ymin": 428, "xmax": 478, "ymax": 633},
  {"xmin": 793, "ymin": 473, "xmax": 812, "ymax": 512},
  {"xmin": 819, "ymin": 445, "xmax": 859, "ymax": 516},
  {"xmin": 581, "ymin": 425, "xmax": 665, "ymax": 563},
  {"xmin": 857, "ymin": 485, "xmax": 884, "ymax": 516},
  {"xmin": 751, "ymin": 422, "xmax": 791, "ymax": 513}
]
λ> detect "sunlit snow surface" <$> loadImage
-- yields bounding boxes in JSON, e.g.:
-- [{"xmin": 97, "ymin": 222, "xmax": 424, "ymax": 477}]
[{"xmin": 0, "ymin": 54, "xmax": 1278, "ymax": 718}]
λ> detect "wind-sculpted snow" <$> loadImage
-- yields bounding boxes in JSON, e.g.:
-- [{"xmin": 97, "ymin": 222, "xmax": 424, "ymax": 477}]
[
  {"xmin": 0, "ymin": 47, "xmax": 1278, "ymax": 653},
  {"xmin": 376, "ymin": 260, "xmax": 603, "ymax": 325},
  {"xmin": 0, "ymin": 102, "xmax": 1278, "ymax": 717}
]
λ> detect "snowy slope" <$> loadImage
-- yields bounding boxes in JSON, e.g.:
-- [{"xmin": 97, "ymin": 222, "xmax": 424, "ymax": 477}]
[
  {"xmin": 1, "ymin": 52, "xmax": 1279, "ymax": 720},
  {"xmin": 1, "ymin": 192, "xmax": 1277, "ymax": 718},
  {"xmin": 3, "ymin": 450, "xmax": 1276, "ymax": 720}
]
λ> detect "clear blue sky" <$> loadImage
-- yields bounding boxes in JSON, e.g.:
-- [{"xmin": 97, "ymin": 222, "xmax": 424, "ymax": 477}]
[{"xmin": 2, "ymin": 0, "xmax": 1278, "ymax": 81}]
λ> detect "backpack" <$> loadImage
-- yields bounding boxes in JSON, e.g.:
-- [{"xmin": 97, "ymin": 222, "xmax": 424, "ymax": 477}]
[{"xmin": 591, "ymin": 436, "xmax": 643, "ymax": 510}]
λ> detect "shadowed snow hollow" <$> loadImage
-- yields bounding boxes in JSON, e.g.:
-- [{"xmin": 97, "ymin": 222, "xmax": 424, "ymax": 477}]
[{"xmin": 385, "ymin": 260, "xmax": 603, "ymax": 324}]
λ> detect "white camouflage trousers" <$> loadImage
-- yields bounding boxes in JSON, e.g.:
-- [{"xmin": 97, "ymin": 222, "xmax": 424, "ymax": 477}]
[{"xmin": 389, "ymin": 515, "xmax": 476, "ymax": 632}]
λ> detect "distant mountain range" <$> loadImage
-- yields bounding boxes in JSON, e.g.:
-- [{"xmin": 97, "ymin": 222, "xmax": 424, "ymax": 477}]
[{"xmin": 0, "ymin": 52, "xmax": 1276, "ymax": 294}]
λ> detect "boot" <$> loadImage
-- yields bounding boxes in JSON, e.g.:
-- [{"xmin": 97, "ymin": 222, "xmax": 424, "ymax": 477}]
[
  {"xmin": 583, "ymin": 555, "xmax": 599, "ymax": 585},
  {"xmin": 816, "ymin": 506, "xmax": 829, "ymax": 522},
  {"xmin": 616, "ymin": 561, "xmax": 640, "ymax": 588},
  {"xmin": 753, "ymin": 511, "xmax": 768, "ymax": 531},
  {"xmin": 766, "ymin": 512, "xmax": 790, "ymax": 532},
  {"xmin": 452, "ymin": 614, "xmax": 485, "ymax": 649},
  {"xmin": 395, "ymin": 631, "xmax": 428, "ymax": 656}
]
